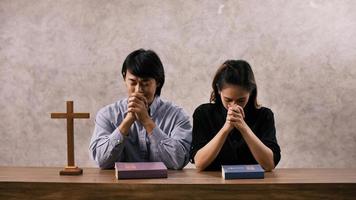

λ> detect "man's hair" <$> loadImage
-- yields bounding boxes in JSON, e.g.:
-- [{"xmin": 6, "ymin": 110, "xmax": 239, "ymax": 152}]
[{"xmin": 122, "ymin": 49, "xmax": 165, "ymax": 96}]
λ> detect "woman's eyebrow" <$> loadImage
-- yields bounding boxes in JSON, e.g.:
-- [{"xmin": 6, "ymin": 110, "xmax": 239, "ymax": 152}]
[{"xmin": 223, "ymin": 96, "xmax": 246, "ymax": 100}]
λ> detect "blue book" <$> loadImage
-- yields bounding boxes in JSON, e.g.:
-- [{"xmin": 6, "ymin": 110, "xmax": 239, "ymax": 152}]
[{"xmin": 222, "ymin": 164, "xmax": 264, "ymax": 179}]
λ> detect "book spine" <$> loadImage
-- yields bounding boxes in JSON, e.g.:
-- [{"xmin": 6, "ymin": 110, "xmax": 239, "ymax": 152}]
[
  {"xmin": 224, "ymin": 172, "xmax": 264, "ymax": 179},
  {"xmin": 117, "ymin": 170, "xmax": 167, "ymax": 179}
]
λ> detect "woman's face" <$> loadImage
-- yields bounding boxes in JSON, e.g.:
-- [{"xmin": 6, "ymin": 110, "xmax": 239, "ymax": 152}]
[{"xmin": 219, "ymin": 84, "xmax": 250, "ymax": 110}]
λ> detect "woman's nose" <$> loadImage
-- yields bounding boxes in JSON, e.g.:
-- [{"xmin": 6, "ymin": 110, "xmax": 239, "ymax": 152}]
[{"xmin": 229, "ymin": 102, "xmax": 237, "ymax": 108}]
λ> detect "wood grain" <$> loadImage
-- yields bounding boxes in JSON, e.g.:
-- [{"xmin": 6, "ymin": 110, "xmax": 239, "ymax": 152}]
[
  {"xmin": 0, "ymin": 167, "xmax": 355, "ymax": 199},
  {"xmin": 50, "ymin": 101, "xmax": 89, "ymax": 174}
]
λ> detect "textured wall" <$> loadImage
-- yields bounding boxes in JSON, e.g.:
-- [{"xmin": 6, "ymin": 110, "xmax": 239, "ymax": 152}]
[{"xmin": 0, "ymin": 0, "xmax": 355, "ymax": 168}]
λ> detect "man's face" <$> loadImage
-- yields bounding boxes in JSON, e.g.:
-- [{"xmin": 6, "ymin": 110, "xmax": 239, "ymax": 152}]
[{"xmin": 124, "ymin": 70, "xmax": 158, "ymax": 105}]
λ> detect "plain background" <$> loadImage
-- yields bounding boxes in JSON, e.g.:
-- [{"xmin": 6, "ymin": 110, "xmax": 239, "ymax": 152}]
[{"xmin": 1, "ymin": 0, "xmax": 355, "ymax": 168}]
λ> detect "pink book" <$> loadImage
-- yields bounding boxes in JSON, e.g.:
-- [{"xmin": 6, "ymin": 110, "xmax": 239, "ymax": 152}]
[{"xmin": 115, "ymin": 162, "xmax": 168, "ymax": 179}]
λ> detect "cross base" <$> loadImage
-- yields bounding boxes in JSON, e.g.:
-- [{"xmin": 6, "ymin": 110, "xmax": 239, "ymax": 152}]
[{"xmin": 59, "ymin": 166, "xmax": 83, "ymax": 176}]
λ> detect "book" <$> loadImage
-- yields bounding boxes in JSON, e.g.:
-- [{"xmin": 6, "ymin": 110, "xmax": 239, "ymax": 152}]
[
  {"xmin": 115, "ymin": 162, "xmax": 168, "ymax": 179},
  {"xmin": 222, "ymin": 164, "xmax": 264, "ymax": 179}
]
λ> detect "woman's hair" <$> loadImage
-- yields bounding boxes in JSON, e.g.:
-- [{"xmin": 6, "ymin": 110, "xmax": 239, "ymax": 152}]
[
  {"xmin": 210, "ymin": 60, "xmax": 260, "ymax": 109},
  {"xmin": 122, "ymin": 49, "xmax": 165, "ymax": 96}
]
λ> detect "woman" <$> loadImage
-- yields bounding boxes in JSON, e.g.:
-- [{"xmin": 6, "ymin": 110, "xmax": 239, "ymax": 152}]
[{"xmin": 190, "ymin": 60, "xmax": 281, "ymax": 171}]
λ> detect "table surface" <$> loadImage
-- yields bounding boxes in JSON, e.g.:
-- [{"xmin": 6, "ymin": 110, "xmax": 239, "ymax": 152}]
[
  {"xmin": 1, "ymin": 167, "xmax": 356, "ymax": 200},
  {"xmin": 1, "ymin": 167, "xmax": 356, "ymax": 184}
]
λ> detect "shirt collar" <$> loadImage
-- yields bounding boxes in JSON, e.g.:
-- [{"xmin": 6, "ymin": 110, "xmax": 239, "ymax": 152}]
[{"xmin": 148, "ymin": 96, "xmax": 161, "ymax": 116}]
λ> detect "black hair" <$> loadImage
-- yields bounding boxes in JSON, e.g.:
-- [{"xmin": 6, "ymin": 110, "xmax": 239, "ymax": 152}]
[
  {"xmin": 210, "ymin": 60, "xmax": 259, "ymax": 110},
  {"xmin": 122, "ymin": 49, "xmax": 165, "ymax": 96}
]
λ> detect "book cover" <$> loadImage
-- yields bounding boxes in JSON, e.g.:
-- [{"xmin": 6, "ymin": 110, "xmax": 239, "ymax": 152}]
[
  {"xmin": 115, "ymin": 162, "xmax": 168, "ymax": 179},
  {"xmin": 222, "ymin": 164, "xmax": 264, "ymax": 179}
]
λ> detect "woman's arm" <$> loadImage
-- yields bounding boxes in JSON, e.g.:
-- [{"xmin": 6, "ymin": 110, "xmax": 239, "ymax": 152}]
[
  {"xmin": 194, "ymin": 122, "xmax": 233, "ymax": 171},
  {"xmin": 239, "ymin": 126, "xmax": 275, "ymax": 171},
  {"xmin": 228, "ymin": 106, "xmax": 275, "ymax": 171}
]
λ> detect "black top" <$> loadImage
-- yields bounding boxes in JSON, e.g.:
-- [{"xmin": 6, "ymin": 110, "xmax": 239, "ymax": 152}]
[{"xmin": 190, "ymin": 103, "xmax": 281, "ymax": 171}]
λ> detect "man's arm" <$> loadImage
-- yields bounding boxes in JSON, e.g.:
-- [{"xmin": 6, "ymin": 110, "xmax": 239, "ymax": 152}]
[
  {"xmin": 89, "ymin": 107, "xmax": 134, "ymax": 169},
  {"xmin": 147, "ymin": 110, "xmax": 192, "ymax": 169},
  {"xmin": 127, "ymin": 94, "xmax": 192, "ymax": 169},
  {"xmin": 118, "ymin": 112, "xmax": 136, "ymax": 135}
]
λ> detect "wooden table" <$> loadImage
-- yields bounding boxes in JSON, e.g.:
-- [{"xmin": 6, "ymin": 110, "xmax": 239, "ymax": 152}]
[{"xmin": 0, "ymin": 167, "xmax": 355, "ymax": 199}]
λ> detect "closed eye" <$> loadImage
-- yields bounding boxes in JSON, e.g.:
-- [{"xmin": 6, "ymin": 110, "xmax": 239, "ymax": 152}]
[{"xmin": 224, "ymin": 98, "xmax": 233, "ymax": 102}]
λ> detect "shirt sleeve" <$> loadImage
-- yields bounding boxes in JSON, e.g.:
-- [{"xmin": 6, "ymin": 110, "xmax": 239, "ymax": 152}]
[
  {"xmin": 147, "ymin": 109, "xmax": 192, "ymax": 170},
  {"xmin": 189, "ymin": 106, "xmax": 210, "ymax": 164},
  {"xmin": 89, "ymin": 107, "xmax": 126, "ymax": 169},
  {"xmin": 259, "ymin": 109, "xmax": 281, "ymax": 167}
]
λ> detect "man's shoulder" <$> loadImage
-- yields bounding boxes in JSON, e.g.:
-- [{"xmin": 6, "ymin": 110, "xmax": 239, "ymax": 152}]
[
  {"xmin": 97, "ymin": 98, "xmax": 127, "ymax": 116},
  {"xmin": 156, "ymin": 98, "xmax": 188, "ymax": 117},
  {"xmin": 159, "ymin": 98, "xmax": 180, "ymax": 109}
]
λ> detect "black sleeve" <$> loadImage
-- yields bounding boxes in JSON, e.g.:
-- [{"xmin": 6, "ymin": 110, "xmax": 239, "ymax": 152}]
[
  {"xmin": 259, "ymin": 109, "xmax": 281, "ymax": 167},
  {"xmin": 189, "ymin": 106, "xmax": 210, "ymax": 163}
]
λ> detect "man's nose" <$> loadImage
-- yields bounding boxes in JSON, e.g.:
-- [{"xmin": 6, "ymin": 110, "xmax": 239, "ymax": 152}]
[{"xmin": 135, "ymin": 84, "xmax": 143, "ymax": 93}]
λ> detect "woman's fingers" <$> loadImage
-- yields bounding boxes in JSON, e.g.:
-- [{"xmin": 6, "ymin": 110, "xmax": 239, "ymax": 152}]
[
  {"xmin": 227, "ymin": 113, "xmax": 242, "ymax": 122},
  {"xmin": 229, "ymin": 105, "xmax": 245, "ymax": 118}
]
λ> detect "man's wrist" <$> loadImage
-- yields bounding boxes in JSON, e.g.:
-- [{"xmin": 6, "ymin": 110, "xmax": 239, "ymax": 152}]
[
  {"xmin": 119, "ymin": 116, "xmax": 135, "ymax": 136},
  {"xmin": 142, "ymin": 118, "xmax": 156, "ymax": 135}
]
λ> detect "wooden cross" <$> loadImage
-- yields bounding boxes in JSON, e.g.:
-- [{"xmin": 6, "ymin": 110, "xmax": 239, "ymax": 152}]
[{"xmin": 51, "ymin": 101, "xmax": 90, "ymax": 175}]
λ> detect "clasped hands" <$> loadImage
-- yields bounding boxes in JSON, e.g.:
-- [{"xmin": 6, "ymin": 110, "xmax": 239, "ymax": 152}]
[
  {"xmin": 224, "ymin": 104, "xmax": 248, "ymax": 132},
  {"xmin": 126, "ymin": 92, "xmax": 151, "ymax": 125}
]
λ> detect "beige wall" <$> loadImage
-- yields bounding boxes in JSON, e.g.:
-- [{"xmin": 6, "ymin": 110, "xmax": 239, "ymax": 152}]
[{"xmin": 1, "ymin": 0, "xmax": 355, "ymax": 168}]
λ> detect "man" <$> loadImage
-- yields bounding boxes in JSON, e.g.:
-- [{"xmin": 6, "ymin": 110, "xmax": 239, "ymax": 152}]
[{"xmin": 89, "ymin": 49, "xmax": 192, "ymax": 169}]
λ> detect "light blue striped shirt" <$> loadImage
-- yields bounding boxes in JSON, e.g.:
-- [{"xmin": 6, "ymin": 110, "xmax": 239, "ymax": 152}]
[{"xmin": 89, "ymin": 96, "xmax": 192, "ymax": 169}]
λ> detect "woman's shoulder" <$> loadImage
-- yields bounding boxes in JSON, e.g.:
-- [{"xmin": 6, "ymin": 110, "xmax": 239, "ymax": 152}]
[
  {"xmin": 193, "ymin": 103, "xmax": 219, "ymax": 117},
  {"xmin": 255, "ymin": 106, "xmax": 274, "ymax": 120},
  {"xmin": 194, "ymin": 103, "xmax": 217, "ymax": 112},
  {"xmin": 258, "ymin": 106, "xmax": 273, "ymax": 114}
]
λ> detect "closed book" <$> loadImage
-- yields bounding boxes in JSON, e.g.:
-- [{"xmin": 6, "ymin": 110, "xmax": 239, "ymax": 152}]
[
  {"xmin": 115, "ymin": 162, "xmax": 168, "ymax": 179},
  {"xmin": 222, "ymin": 164, "xmax": 264, "ymax": 179}
]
